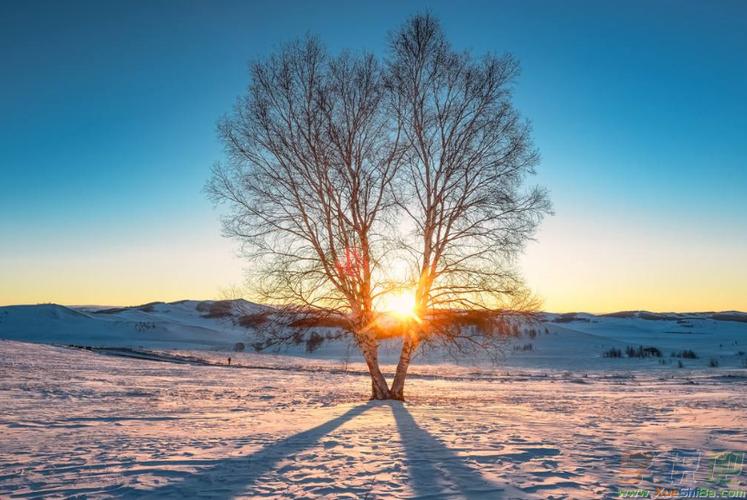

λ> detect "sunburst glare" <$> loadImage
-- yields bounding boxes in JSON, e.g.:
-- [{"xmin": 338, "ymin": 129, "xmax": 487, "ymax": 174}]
[{"xmin": 377, "ymin": 288, "xmax": 419, "ymax": 322}]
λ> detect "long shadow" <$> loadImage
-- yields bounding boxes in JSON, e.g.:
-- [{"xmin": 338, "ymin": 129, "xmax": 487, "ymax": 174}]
[
  {"xmin": 119, "ymin": 403, "xmax": 372, "ymax": 498},
  {"xmin": 388, "ymin": 402, "xmax": 506, "ymax": 499}
]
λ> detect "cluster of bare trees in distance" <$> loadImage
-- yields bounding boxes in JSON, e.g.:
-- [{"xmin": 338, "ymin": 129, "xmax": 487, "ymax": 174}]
[{"xmin": 207, "ymin": 14, "xmax": 551, "ymax": 400}]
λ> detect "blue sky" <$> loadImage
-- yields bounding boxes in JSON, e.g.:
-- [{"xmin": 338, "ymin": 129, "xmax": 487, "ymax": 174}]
[{"xmin": 1, "ymin": 0, "xmax": 745, "ymax": 310}]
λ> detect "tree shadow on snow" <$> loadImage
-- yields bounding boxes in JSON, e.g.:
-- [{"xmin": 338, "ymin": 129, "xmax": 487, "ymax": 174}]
[
  {"xmin": 120, "ymin": 403, "xmax": 373, "ymax": 498},
  {"xmin": 387, "ymin": 401, "xmax": 506, "ymax": 498},
  {"xmin": 120, "ymin": 401, "xmax": 505, "ymax": 498}
]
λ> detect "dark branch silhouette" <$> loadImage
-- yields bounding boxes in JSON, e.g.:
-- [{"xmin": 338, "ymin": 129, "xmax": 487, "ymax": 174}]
[
  {"xmin": 208, "ymin": 15, "xmax": 550, "ymax": 400},
  {"xmin": 386, "ymin": 15, "xmax": 551, "ymax": 398},
  {"xmin": 208, "ymin": 38, "xmax": 404, "ymax": 399}
]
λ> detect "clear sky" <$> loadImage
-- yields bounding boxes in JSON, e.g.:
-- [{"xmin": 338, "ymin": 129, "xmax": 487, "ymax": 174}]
[{"xmin": 1, "ymin": 0, "xmax": 745, "ymax": 312}]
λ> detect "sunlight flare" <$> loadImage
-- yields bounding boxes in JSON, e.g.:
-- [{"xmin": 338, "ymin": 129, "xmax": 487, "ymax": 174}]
[{"xmin": 377, "ymin": 288, "xmax": 419, "ymax": 322}]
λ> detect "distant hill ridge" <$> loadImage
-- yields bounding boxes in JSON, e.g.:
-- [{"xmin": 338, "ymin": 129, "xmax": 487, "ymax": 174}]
[
  {"xmin": 3, "ymin": 300, "xmax": 745, "ymax": 318},
  {"xmin": 546, "ymin": 310, "xmax": 747, "ymax": 323},
  {"xmin": 1, "ymin": 300, "xmax": 746, "ymax": 370}
]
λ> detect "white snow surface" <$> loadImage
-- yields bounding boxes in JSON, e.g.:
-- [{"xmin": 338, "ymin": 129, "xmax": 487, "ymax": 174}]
[
  {"xmin": 1, "ymin": 340, "xmax": 746, "ymax": 498},
  {"xmin": 1, "ymin": 302, "xmax": 747, "ymax": 497}
]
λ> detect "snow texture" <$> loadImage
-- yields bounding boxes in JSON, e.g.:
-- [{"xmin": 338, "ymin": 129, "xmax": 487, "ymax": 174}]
[{"xmin": 1, "ymin": 302, "xmax": 746, "ymax": 498}]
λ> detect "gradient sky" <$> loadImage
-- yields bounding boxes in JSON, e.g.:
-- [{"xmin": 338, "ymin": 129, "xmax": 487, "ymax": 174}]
[{"xmin": 1, "ymin": 0, "xmax": 746, "ymax": 312}]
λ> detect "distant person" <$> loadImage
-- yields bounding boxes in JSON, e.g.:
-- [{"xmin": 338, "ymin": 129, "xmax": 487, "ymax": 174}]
[{"xmin": 227, "ymin": 357, "xmax": 231, "ymax": 366}]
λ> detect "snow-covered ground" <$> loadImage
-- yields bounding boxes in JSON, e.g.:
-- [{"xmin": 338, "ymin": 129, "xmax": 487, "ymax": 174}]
[
  {"xmin": 1, "ymin": 302, "xmax": 746, "ymax": 498},
  {"xmin": 1, "ymin": 340, "xmax": 746, "ymax": 499}
]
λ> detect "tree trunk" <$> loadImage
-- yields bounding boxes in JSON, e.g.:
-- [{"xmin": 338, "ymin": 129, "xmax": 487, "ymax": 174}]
[
  {"xmin": 360, "ymin": 334, "xmax": 391, "ymax": 400},
  {"xmin": 389, "ymin": 336, "xmax": 418, "ymax": 401}
]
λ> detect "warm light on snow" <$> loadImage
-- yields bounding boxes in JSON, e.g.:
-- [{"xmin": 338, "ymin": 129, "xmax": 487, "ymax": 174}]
[{"xmin": 377, "ymin": 288, "xmax": 419, "ymax": 322}]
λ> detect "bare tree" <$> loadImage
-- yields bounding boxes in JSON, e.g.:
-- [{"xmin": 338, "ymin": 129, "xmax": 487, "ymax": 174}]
[
  {"xmin": 207, "ymin": 38, "xmax": 403, "ymax": 399},
  {"xmin": 385, "ymin": 15, "xmax": 551, "ymax": 399},
  {"xmin": 209, "ymin": 17, "xmax": 550, "ymax": 401}
]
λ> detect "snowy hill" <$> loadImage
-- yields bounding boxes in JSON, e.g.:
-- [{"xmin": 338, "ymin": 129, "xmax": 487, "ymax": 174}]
[
  {"xmin": 1, "ymin": 301, "xmax": 746, "ymax": 370},
  {"xmin": 0, "ymin": 300, "xmax": 262, "ymax": 350}
]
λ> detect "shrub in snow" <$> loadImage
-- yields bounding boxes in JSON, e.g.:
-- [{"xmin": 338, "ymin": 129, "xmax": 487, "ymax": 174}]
[
  {"xmin": 291, "ymin": 331, "xmax": 304, "ymax": 345},
  {"xmin": 625, "ymin": 345, "xmax": 662, "ymax": 358},
  {"xmin": 513, "ymin": 343, "xmax": 533, "ymax": 352},
  {"xmin": 603, "ymin": 347, "xmax": 623, "ymax": 358},
  {"xmin": 238, "ymin": 312, "xmax": 270, "ymax": 328},
  {"xmin": 305, "ymin": 332, "xmax": 324, "ymax": 353},
  {"xmin": 671, "ymin": 349, "xmax": 698, "ymax": 359},
  {"xmin": 202, "ymin": 301, "xmax": 233, "ymax": 318}
]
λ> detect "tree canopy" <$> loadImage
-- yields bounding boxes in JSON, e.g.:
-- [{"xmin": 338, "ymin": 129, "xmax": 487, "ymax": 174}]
[{"xmin": 208, "ymin": 14, "xmax": 551, "ymax": 400}]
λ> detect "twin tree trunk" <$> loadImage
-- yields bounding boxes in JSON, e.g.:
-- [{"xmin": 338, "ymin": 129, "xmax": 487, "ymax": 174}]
[
  {"xmin": 389, "ymin": 337, "xmax": 417, "ymax": 400},
  {"xmin": 359, "ymin": 334, "xmax": 391, "ymax": 400},
  {"xmin": 360, "ymin": 333, "xmax": 418, "ymax": 401}
]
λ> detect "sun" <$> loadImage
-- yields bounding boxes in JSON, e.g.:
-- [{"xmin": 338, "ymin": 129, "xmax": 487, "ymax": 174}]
[{"xmin": 377, "ymin": 288, "xmax": 419, "ymax": 322}]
